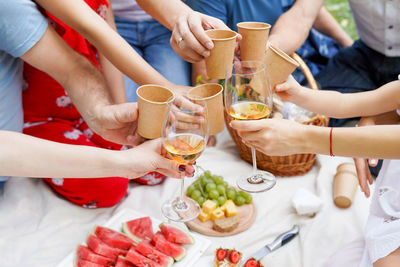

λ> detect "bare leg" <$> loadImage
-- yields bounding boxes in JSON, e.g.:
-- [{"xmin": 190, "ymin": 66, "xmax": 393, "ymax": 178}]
[{"xmin": 374, "ymin": 247, "xmax": 400, "ymax": 267}]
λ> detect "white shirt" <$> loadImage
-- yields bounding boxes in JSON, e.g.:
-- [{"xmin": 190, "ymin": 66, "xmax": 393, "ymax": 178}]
[
  {"xmin": 111, "ymin": 0, "xmax": 152, "ymax": 22},
  {"xmin": 349, "ymin": 0, "xmax": 400, "ymax": 57}
]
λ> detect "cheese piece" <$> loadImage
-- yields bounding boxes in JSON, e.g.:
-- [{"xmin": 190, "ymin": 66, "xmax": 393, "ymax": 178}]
[
  {"xmin": 211, "ymin": 208, "xmax": 225, "ymax": 221},
  {"xmin": 221, "ymin": 200, "xmax": 238, "ymax": 217},
  {"xmin": 198, "ymin": 210, "xmax": 211, "ymax": 222},
  {"xmin": 202, "ymin": 200, "xmax": 217, "ymax": 214}
]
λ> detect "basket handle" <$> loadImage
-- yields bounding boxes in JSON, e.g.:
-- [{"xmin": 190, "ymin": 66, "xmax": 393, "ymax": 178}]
[{"xmin": 291, "ymin": 53, "xmax": 319, "ymax": 90}]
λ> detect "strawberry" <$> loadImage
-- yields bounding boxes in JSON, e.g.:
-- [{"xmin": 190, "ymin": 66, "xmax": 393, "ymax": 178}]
[
  {"xmin": 244, "ymin": 258, "xmax": 261, "ymax": 267},
  {"xmin": 216, "ymin": 248, "xmax": 228, "ymax": 261},
  {"xmin": 229, "ymin": 249, "xmax": 241, "ymax": 264}
]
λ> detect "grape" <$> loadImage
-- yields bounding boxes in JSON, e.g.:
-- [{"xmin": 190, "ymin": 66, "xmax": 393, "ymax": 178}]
[
  {"xmin": 197, "ymin": 196, "xmax": 205, "ymax": 206},
  {"xmin": 186, "ymin": 184, "xmax": 196, "ymax": 196},
  {"xmin": 216, "ymin": 185, "xmax": 226, "ymax": 195},
  {"xmin": 202, "ymin": 191, "xmax": 209, "ymax": 199},
  {"xmin": 209, "ymin": 189, "xmax": 219, "ymax": 199},
  {"xmin": 222, "ymin": 181, "xmax": 229, "ymax": 188},
  {"xmin": 217, "ymin": 196, "xmax": 226, "ymax": 206},
  {"xmin": 191, "ymin": 190, "xmax": 201, "ymax": 199},
  {"xmin": 226, "ymin": 188, "xmax": 236, "ymax": 200},
  {"xmin": 239, "ymin": 191, "xmax": 252, "ymax": 204},
  {"xmin": 234, "ymin": 195, "xmax": 246, "ymax": 206},
  {"xmin": 214, "ymin": 176, "xmax": 224, "ymax": 185},
  {"xmin": 205, "ymin": 183, "xmax": 217, "ymax": 193},
  {"xmin": 204, "ymin": 170, "xmax": 212, "ymax": 179}
]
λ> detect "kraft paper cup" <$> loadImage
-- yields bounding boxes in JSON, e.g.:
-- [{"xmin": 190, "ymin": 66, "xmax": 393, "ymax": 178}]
[
  {"xmin": 187, "ymin": 83, "xmax": 224, "ymax": 135},
  {"xmin": 333, "ymin": 167, "xmax": 359, "ymax": 209},
  {"xmin": 264, "ymin": 44, "xmax": 299, "ymax": 89},
  {"xmin": 137, "ymin": 85, "xmax": 175, "ymax": 139},
  {"xmin": 237, "ymin": 22, "xmax": 271, "ymax": 61},
  {"xmin": 205, "ymin": 29, "xmax": 237, "ymax": 79},
  {"xmin": 337, "ymin": 162, "xmax": 357, "ymax": 175}
]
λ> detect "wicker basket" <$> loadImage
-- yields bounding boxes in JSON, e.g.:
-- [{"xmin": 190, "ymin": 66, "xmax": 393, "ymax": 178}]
[{"xmin": 225, "ymin": 53, "xmax": 329, "ymax": 177}]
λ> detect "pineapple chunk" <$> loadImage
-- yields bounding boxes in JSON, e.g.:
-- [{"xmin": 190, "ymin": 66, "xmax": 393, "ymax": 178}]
[
  {"xmin": 222, "ymin": 200, "xmax": 238, "ymax": 217},
  {"xmin": 202, "ymin": 200, "xmax": 217, "ymax": 214},
  {"xmin": 198, "ymin": 210, "xmax": 211, "ymax": 222},
  {"xmin": 211, "ymin": 208, "xmax": 225, "ymax": 221}
]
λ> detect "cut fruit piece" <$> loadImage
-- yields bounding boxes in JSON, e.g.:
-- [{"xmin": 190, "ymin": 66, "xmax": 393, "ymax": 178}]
[
  {"xmin": 215, "ymin": 248, "xmax": 228, "ymax": 261},
  {"xmin": 136, "ymin": 240, "xmax": 173, "ymax": 267},
  {"xmin": 76, "ymin": 245, "xmax": 113, "ymax": 266},
  {"xmin": 151, "ymin": 232, "xmax": 186, "ymax": 261},
  {"xmin": 115, "ymin": 256, "xmax": 135, "ymax": 267},
  {"xmin": 159, "ymin": 223, "xmax": 194, "ymax": 244},
  {"xmin": 229, "ymin": 249, "xmax": 242, "ymax": 264},
  {"xmin": 122, "ymin": 217, "xmax": 154, "ymax": 243},
  {"xmin": 125, "ymin": 248, "xmax": 162, "ymax": 267},
  {"xmin": 95, "ymin": 225, "xmax": 136, "ymax": 250},
  {"xmin": 75, "ymin": 258, "xmax": 104, "ymax": 267},
  {"xmin": 86, "ymin": 234, "xmax": 126, "ymax": 260}
]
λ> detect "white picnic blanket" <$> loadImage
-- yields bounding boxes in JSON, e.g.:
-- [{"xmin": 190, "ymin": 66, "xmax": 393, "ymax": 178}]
[{"xmin": 0, "ymin": 130, "xmax": 371, "ymax": 267}]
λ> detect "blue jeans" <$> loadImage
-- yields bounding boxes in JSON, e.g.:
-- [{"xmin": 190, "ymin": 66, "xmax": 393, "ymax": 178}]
[
  {"xmin": 315, "ymin": 40, "xmax": 400, "ymax": 127},
  {"xmin": 0, "ymin": 179, "xmax": 6, "ymax": 190},
  {"xmin": 115, "ymin": 17, "xmax": 191, "ymax": 102}
]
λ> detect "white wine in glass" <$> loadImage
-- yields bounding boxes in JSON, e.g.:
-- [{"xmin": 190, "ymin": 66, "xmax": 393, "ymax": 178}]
[
  {"xmin": 161, "ymin": 99, "xmax": 208, "ymax": 222},
  {"xmin": 225, "ymin": 60, "xmax": 276, "ymax": 193}
]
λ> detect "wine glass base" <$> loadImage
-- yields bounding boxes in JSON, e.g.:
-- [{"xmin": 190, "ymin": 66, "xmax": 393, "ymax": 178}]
[
  {"xmin": 161, "ymin": 196, "xmax": 201, "ymax": 222},
  {"xmin": 236, "ymin": 171, "xmax": 276, "ymax": 193}
]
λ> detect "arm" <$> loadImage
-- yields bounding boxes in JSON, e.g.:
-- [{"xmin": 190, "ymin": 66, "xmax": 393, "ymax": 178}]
[
  {"xmin": 313, "ymin": 7, "xmax": 353, "ymax": 47},
  {"xmin": 276, "ymin": 76, "xmax": 400, "ymax": 119},
  {"xmin": 99, "ymin": 3, "xmax": 126, "ymax": 104},
  {"xmin": 268, "ymin": 0, "xmax": 324, "ymax": 55},
  {"xmin": 0, "ymin": 131, "xmax": 193, "ymax": 179}
]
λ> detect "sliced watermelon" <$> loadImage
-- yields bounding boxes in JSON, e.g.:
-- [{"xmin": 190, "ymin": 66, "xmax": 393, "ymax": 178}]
[
  {"xmin": 136, "ymin": 240, "xmax": 173, "ymax": 267},
  {"xmin": 76, "ymin": 245, "xmax": 114, "ymax": 266},
  {"xmin": 86, "ymin": 234, "xmax": 126, "ymax": 260},
  {"xmin": 159, "ymin": 223, "xmax": 194, "ymax": 244},
  {"xmin": 75, "ymin": 258, "xmax": 104, "ymax": 267},
  {"xmin": 126, "ymin": 248, "xmax": 162, "ymax": 267},
  {"xmin": 122, "ymin": 217, "xmax": 154, "ymax": 243},
  {"xmin": 115, "ymin": 256, "xmax": 135, "ymax": 267},
  {"xmin": 151, "ymin": 232, "xmax": 186, "ymax": 261},
  {"xmin": 95, "ymin": 225, "xmax": 136, "ymax": 250}
]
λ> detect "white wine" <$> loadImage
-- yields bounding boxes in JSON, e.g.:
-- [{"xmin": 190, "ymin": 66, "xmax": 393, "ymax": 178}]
[
  {"xmin": 228, "ymin": 101, "xmax": 271, "ymax": 120},
  {"xmin": 164, "ymin": 133, "xmax": 205, "ymax": 164}
]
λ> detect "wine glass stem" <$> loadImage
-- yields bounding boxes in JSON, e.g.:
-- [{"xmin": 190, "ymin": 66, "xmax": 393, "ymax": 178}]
[
  {"xmin": 251, "ymin": 147, "xmax": 257, "ymax": 174},
  {"xmin": 180, "ymin": 176, "xmax": 185, "ymax": 202}
]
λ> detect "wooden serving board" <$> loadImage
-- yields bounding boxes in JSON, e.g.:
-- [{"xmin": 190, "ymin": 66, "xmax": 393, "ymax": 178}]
[{"xmin": 185, "ymin": 202, "xmax": 257, "ymax": 237}]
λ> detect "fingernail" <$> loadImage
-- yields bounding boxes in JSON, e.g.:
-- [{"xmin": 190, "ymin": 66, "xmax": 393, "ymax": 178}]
[
  {"xmin": 370, "ymin": 159, "xmax": 377, "ymax": 165},
  {"xmin": 202, "ymin": 51, "xmax": 210, "ymax": 57},
  {"xmin": 206, "ymin": 42, "xmax": 213, "ymax": 49},
  {"xmin": 179, "ymin": 165, "xmax": 186, "ymax": 172}
]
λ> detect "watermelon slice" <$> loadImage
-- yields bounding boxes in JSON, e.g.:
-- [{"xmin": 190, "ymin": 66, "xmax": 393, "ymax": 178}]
[
  {"xmin": 76, "ymin": 245, "xmax": 114, "ymax": 266},
  {"xmin": 159, "ymin": 223, "xmax": 194, "ymax": 244},
  {"xmin": 126, "ymin": 248, "xmax": 162, "ymax": 267},
  {"xmin": 151, "ymin": 232, "xmax": 186, "ymax": 261},
  {"xmin": 86, "ymin": 234, "xmax": 127, "ymax": 260},
  {"xmin": 115, "ymin": 256, "xmax": 135, "ymax": 267},
  {"xmin": 136, "ymin": 240, "xmax": 173, "ymax": 267},
  {"xmin": 75, "ymin": 258, "xmax": 104, "ymax": 267},
  {"xmin": 122, "ymin": 217, "xmax": 154, "ymax": 243},
  {"xmin": 95, "ymin": 225, "xmax": 136, "ymax": 250}
]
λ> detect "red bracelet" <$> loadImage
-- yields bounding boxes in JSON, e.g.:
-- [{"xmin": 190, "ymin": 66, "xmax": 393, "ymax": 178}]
[{"xmin": 330, "ymin": 127, "xmax": 334, "ymax": 157}]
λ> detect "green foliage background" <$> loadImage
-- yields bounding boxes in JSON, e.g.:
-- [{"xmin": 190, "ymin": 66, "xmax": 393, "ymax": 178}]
[{"xmin": 325, "ymin": 0, "xmax": 358, "ymax": 40}]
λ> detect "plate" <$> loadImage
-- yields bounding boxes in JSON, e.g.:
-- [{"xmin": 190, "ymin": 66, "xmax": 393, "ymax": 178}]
[{"xmin": 56, "ymin": 208, "xmax": 211, "ymax": 267}]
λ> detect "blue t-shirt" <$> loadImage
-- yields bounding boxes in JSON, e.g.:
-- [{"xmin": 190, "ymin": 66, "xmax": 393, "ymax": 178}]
[
  {"xmin": 0, "ymin": 0, "xmax": 48, "ymax": 184},
  {"xmin": 186, "ymin": 0, "xmax": 341, "ymax": 84}
]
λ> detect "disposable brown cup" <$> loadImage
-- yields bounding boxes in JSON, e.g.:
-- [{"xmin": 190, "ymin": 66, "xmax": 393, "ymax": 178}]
[
  {"xmin": 337, "ymin": 162, "xmax": 357, "ymax": 175},
  {"xmin": 188, "ymin": 83, "xmax": 224, "ymax": 135},
  {"xmin": 205, "ymin": 29, "xmax": 237, "ymax": 79},
  {"xmin": 333, "ymin": 168, "xmax": 359, "ymax": 209},
  {"xmin": 237, "ymin": 22, "xmax": 271, "ymax": 61},
  {"xmin": 137, "ymin": 85, "xmax": 175, "ymax": 139},
  {"xmin": 263, "ymin": 44, "xmax": 299, "ymax": 88}
]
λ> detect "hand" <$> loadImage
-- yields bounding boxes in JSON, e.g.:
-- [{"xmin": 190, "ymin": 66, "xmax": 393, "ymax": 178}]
[
  {"xmin": 274, "ymin": 75, "xmax": 302, "ymax": 102},
  {"xmin": 119, "ymin": 139, "xmax": 195, "ymax": 179},
  {"xmin": 87, "ymin": 102, "xmax": 143, "ymax": 147},
  {"xmin": 170, "ymin": 11, "xmax": 230, "ymax": 63},
  {"xmin": 353, "ymin": 157, "xmax": 376, "ymax": 198},
  {"xmin": 230, "ymin": 118, "xmax": 306, "ymax": 156}
]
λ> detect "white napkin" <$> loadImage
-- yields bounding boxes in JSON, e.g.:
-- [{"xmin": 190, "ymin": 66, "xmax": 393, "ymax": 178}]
[{"xmin": 291, "ymin": 188, "xmax": 323, "ymax": 216}]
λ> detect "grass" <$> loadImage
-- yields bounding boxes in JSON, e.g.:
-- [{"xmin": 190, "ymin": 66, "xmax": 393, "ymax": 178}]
[{"xmin": 325, "ymin": 0, "xmax": 358, "ymax": 40}]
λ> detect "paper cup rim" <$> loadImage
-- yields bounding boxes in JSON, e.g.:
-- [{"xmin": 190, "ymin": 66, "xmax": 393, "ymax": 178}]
[
  {"xmin": 187, "ymin": 83, "xmax": 223, "ymax": 101},
  {"xmin": 205, "ymin": 29, "xmax": 237, "ymax": 41},
  {"xmin": 136, "ymin": 84, "xmax": 175, "ymax": 105},
  {"xmin": 237, "ymin": 21, "xmax": 271, "ymax": 30},
  {"xmin": 269, "ymin": 45, "xmax": 300, "ymax": 67}
]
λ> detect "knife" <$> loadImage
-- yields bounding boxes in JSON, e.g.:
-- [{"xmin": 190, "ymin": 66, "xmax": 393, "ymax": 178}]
[{"xmin": 242, "ymin": 225, "xmax": 299, "ymax": 264}]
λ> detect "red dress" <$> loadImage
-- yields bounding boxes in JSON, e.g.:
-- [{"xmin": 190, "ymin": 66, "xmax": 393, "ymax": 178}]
[{"xmin": 23, "ymin": 0, "xmax": 165, "ymax": 208}]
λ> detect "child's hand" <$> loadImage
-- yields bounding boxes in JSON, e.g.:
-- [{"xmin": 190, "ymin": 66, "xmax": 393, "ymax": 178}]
[{"xmin": 274, "ymin": 75, "xmax": 302, "ymax": 102}]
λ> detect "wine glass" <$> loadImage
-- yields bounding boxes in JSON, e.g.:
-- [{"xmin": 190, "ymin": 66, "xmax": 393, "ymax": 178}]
[
  {"xmin": 224, "ymin": 60, "xmax": 276, "ymax": 193},
  {"xmin": 161, "ymin": 98, "xmax": 209, "ymax": 222}
]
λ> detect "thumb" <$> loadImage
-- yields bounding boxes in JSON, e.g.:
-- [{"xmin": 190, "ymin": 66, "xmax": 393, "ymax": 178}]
[
  {"xmin": 230, "ymin": 120, "xmax": 264, "ymax": 131},
  {"xmin": 275, "ymin": 81, "xmax": 290, "ymax": 93},
  {"xmin": 113, "ymin": 103, "xmax": 138, "ymax": 123}
]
